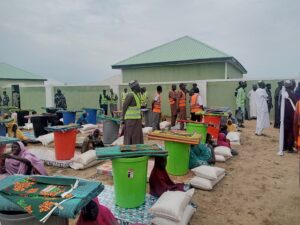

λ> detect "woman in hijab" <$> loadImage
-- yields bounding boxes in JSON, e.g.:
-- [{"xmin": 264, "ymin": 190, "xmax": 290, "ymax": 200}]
[
  {"xmin": 189, "ymin": 144, "xmax": 214, "ymax": 169},
  {"xmin": 217, "ymin": 133, "xmax": 238, "ymax": 155},
  {"xmin": 76, "ymin": 197, "xmax": 118, "ymax": 225},
  {"xmin": 149, "ymin": 157, "xmax": 186, "ymax": 198},
  {"xmin": 2, "ymin": 141, "xmax": 47, "ymax": 175},
  {"xmin": 217, "ymin": 133, "xmax": 231, "ymax": 148}
]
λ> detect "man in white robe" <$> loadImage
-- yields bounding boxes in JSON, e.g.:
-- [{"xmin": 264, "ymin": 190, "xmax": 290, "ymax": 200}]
[
  {"xmin": 247, "ymin": 84, "xmax": 257, "ymax": 119},
  {"xmin": 255, "ymin": 81, "xmax": 270, "ymax": 135}
]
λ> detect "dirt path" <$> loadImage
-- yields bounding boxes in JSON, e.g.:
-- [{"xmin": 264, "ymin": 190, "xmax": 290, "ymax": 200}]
[
  {"xmin": 47, "ymin": 120, "xmax": 300, "ymax": 225},
  {"xmin": 190, "ymin": 120, "xmax": 300, "ymax": 225}
]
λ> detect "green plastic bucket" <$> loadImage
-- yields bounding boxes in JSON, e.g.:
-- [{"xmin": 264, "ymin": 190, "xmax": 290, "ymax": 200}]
[
  {"xmin": 165, "ymin": 141, "xmax": 190, "ymax": 176},
  {"xmin": 112, "ymin": 156, "xmax": 149, "ymax": 208},
  {"xmin": 186, "ymin": 123, "xmax": 208, "ymax": 144}
]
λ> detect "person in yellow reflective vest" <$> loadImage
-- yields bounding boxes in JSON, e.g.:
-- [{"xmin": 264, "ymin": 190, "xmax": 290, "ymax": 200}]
[
  {"xmin": 122, "ymin": 80, "xmax": 143, "ymax": 144},
  {"xmin": 121, "ymin": 88, "xmax": 128, "ymax": 107},
  {"xmin": 140, "ymin": 87, "xmax": 148, "ymax": 108},
  {"xmin": 152, "ymin": 85, "xmax": 162, "ymax": 131},
  {"xmin": 109, "ymin": 88, "xmax": 118, "ymax": 117},
  {"xmin": 99, "ymin": 89, "xmax": 109, "ymax": 115}
]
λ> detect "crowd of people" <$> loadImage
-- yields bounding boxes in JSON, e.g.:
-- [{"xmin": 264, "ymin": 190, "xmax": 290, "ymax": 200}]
[
  {"xmin": 236, "ymin": 79, "xmax": 299, "ymax": 153},
  {"xmin": 0, "ymin": 78, "xmax": 298, "ymax": 224}
]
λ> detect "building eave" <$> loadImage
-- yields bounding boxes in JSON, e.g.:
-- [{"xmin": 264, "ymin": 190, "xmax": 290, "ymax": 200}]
[
  {"xmin": 112, "ymin": 57, "xmax": 247, "ymax": 74},
  {"xmin": 0, "ymin": 78, "xmax": 47, "ymax": 81}
]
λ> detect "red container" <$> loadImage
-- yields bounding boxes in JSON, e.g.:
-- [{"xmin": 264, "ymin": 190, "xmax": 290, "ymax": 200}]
[
  {"xmin": 54, "ymin": 129, "xmax": 77, "ymax": 160},
  {"xmin": 0, "ymin": 145, "xmax": 6, "ymax": 154},
  {"xmin": 203, "ymin": 114, "xmax": 222, "ymax": 140}
]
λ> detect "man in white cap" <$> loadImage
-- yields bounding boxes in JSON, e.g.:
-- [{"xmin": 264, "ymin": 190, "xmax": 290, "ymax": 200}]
[
  {"xmin": 255, "ymin": 81, "xmax": 270, "ymax": 136},
  {"xmin": 122, "ymin": 80, "xmax": 143, "ymax": 145}
]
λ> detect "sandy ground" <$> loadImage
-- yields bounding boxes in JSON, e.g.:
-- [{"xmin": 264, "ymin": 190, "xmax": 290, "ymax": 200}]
[{"xmin": 45, "ymin": 120, "xmax": 300, "ymax": 225}]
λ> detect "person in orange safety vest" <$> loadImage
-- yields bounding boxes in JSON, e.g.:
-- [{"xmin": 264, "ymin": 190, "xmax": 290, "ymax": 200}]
[
  {"xmin": 152, "ymin": 85, "xmax": 162, "ymax": 131},
  {"xmin": 178, "ymin": 83, "xmax": 187, "ymax": 130},
  {"xmin": 168, "ymin": 84, "xmax": 178, "ymax": 127},
  {"xmin": 190, "ymin": 87, "xmax": 203, "ymax": 122}
]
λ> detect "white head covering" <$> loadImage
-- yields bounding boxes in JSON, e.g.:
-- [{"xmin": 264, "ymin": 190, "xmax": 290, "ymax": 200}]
[{"xmin": 129, "ymin": 80, "xmax": 139, "ymax": 88}]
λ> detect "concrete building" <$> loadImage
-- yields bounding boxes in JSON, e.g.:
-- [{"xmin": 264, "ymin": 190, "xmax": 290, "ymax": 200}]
[
  {"xmin": 0, "ymin": 63, "xmax": 46, "ymax": 108},
  {"xmin": 0, "ymin": 63, "xmax": 46, "ymax": 87},
  {"xmin": 112, "ymin": 36, "xmax": 247, "ymax": 83}
]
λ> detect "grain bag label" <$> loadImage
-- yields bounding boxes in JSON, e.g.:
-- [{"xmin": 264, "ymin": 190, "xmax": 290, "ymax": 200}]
[{"xmin": 127, "ymin": 169, "xmax": 134, "ymax": 178}]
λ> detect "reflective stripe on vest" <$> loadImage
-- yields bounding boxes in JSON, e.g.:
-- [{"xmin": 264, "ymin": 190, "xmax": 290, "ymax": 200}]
[
  {"xmin": 169, "ymin": 91, "xmax": 176, "ymax": 105},
  {"xmin": 109, "ymin": 94, "xmax": 117, "ymax": 104},
  {"xmin": 153, "ymin": 94, "xmax": 161, "ymax": 113},
  {"xmin": 190, "ymin": 94, "xmax": 202, "ymax": 113},
  {"xmin": 178, "ymin": 90, "xmax": 186, "ymax": 108},
  {"xmin": 101, "ymin": 95, "xmax": 108, "ymax": 105},
  {"xmin": 124, "ymin": 92, "xmax": 141, "ymax": 120},
  {"xmin": 121, "ymin": 92, "xmax": 127, "ymax": 104},
  {"xmin": 141, "ymin": 92, "xmax": 147, "ymax": 106}
]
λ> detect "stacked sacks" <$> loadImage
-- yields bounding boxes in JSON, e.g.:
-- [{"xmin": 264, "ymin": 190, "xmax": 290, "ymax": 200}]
[
  {"xmin": 79, "ymin": 124, "xmax": 99, "ymax": 134},
  {"xmin": 36, "ymin": 133, "xmax": 54, "ymax": 146},
  {"xmin": 190, "ymin": 165, "xmax": 225, "ymax": 191},
  {"xmin": 226, "ymin": 132, "xmax": 241, "ymax": 145},
  {"xmin": 70, "ymin": 150, "xmax": 101, "ymax": 170},
  {"xmin": 23, "ymin": 122, "xmax": 33, "ymax": 130},
  {"xmin": 149, "ymin": 189, "xmax": 196, "ymax": 225},
  {"xmin": 160, "ymin": 121, "xmax": 171, "ymax": 130},
  {"xmin": 214, "ymin": 146, "xmax": 232, "ymax": 162},
  {"xmin": 142, "ymin": 127, "xmax": 153, "ymax": 134},
  {"xmin": 111, "ymin": 136, "xmax": 124, "ymax": 146}
]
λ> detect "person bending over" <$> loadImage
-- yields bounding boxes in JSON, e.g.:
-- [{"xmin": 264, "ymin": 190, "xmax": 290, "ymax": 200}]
[
  {"xmin": 81, "ymin": 129, "xmax": 104, "ymax": 153},
  {"xmin": 76, "ymin": 198, "xmax": 118, "ymax": 225}
]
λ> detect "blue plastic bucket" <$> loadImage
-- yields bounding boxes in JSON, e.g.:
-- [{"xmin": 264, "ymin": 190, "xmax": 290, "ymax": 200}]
[
  {"xmin": 85, "ymin": 108, "xmax": 97, "ymax": 124},
  {"xmin": 0, "ymin": 124, "xmax": 6, "ymax": 137},
  {"xmin": 62, "ymin": 111, "xmax": 76, "ymax": 125}
]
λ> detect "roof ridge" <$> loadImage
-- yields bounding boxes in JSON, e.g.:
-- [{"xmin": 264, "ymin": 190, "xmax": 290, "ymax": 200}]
[
  {"xmin": 0, "ymin": 62, "xmax": 46, "ymax": 80},
  {"xmin": 187, "ymin": 36, "xmax": 231, "ymax": 57},
  {"xmin": 113, "ymin": 36, "xmax": 230, "ymax": 66},
  {"xmin": 3, "ymin": 63, "xmax": 43, "ymax": 77},
  {"xmin": 114, "ymin": 36, "xmax": 192, "ymax": 65}
]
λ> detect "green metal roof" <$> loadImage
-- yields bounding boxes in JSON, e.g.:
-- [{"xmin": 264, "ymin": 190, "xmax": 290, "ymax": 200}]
[
  {"xmin": 112, "ymin": 36, "xmax": 247, "ymax": 74},
  {"xmin": 0, "ymin": 63, "xmax": 46, "ymax": 81}
]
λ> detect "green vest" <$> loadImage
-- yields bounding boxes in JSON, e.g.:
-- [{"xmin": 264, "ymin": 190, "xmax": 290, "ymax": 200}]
[
  {"xmin": 141, "ymin": 91, "xmax": 148, "ymax": 106},
  {"xmin": 121, "ymin": 92, "xmax": 127, "ymax": 104},
  {"xmin": 124, "ymin": 92, "xmax": 141, "ymax": 120},
  {"xmin": 109, "ymin": 94, "xmax": 118, "ymax": 104},
  {"xmin": 101, "ymin": 94, "xmax": 108, "ymax": 105}
]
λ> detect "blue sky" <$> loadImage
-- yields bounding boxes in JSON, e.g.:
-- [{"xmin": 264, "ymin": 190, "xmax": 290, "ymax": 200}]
[{"xmin": 0, "ymin": 0, "xmax": 299, "ymax": 84}]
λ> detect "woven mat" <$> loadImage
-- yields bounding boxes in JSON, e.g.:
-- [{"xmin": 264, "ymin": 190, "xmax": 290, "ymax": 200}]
[
  {"xmin": 98, "ymin": 185, "xmax": 157, "ymax": 225},
  {"xmin": 23, "ymin": 131, "xmax": 38, "ymax": 140},
  {"xmin": 0, "ymin": 136, "xmax": 19, "ymax": 145},
  {"xmin": 28, "ymin": 147, "xmax": 75, "ymax": 168}
]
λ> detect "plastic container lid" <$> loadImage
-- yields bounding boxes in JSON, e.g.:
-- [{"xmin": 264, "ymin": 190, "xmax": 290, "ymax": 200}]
[{"xmin": 45, "ymin": 124, "xmax": 81, "ymax": 132}]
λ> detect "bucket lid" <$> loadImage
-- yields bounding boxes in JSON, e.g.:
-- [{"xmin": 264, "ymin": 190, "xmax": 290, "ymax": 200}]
[{"xmin": 112, "ymin": 156, "xmax": 149, "ymax": 163}]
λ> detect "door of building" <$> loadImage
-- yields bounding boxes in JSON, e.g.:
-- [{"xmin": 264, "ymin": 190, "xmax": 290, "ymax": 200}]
[{"xmin": 11, "ymin": 84, "xmax": 20, "ymax": 108}]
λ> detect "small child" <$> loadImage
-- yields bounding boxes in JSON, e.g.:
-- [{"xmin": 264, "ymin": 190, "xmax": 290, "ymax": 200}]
[{"xmin": 227, "ymin": 119, "xmax": 237, "ymax": 132}]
